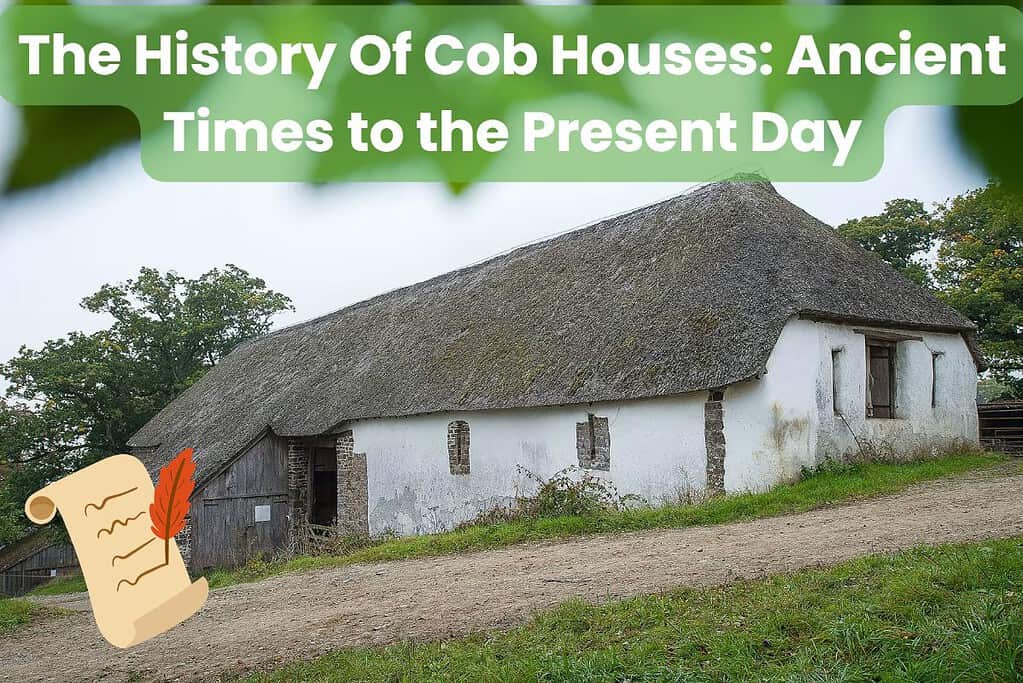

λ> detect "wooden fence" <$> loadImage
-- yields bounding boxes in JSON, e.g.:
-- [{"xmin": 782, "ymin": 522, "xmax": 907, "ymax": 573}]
[{"xmin": 979, "ymin": 401, "xmax": 1023, "ymax": 454}]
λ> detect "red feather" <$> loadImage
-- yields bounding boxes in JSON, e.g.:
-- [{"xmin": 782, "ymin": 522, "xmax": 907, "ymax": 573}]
[{"xmin": 150, "ymin": 447, "xmax": 196, "ymax": 541}]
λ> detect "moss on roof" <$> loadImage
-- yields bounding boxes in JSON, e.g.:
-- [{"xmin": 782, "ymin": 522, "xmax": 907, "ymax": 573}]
[{"xmin": 130, "ymin": 180, "xmax": 976, "ymax": 484}]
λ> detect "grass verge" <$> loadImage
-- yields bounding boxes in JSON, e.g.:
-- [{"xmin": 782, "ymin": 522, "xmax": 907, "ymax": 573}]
[
  {"xmin": 204, "ymin": 451, "xmax": 1005, "ymax": 590},
  {"xmin": 28, "ymin": 575, "xmax": 87, "ymax": 596},
  {"xmin": 246, "ymin": 535, "xmax": 1023, "ymax": 682},
  {"xmin": 25, "ymin": 451, "xmax": 1009, "ymax": 596},
  {"xmin": 0, "ymin": 597, "xmax": 59, "ymax": 635}
]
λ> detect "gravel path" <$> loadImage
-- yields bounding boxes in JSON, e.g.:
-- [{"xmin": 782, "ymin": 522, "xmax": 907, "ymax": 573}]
[{"xmin": 4, "ymin": 465, "xmax": 1021, "ymax": 682}]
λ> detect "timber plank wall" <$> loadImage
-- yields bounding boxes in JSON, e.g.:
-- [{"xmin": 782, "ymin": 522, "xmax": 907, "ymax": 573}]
[
  {"xmin": 979, "ymin": 401, "xmax": 1023, "ymax": 455},
  {"xmin": 0, "ymin": 542, "xmax": 78, "ymax": 596}
]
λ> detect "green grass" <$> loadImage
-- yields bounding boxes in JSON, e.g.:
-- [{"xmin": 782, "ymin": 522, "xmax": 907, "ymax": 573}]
[
  {"xmin": 0, "ymin": 597, "xmax": 54, "ymax": 634},
  {"xmin": 246, "ymin": 535, "xmax": 1023, "ymax": 682},
  {"xmin": 27, "ymin": 574, "xmax": 87, "ymax": 596},
  {"xmin": 204, "ymin": 452, "xmax": 1005, "ymax": 590}
]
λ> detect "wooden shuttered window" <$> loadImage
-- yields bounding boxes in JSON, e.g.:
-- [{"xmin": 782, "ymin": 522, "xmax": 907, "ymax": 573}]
[{"xmin": 866, "ymin": 341, "xmax": 896, "ymax": 418}]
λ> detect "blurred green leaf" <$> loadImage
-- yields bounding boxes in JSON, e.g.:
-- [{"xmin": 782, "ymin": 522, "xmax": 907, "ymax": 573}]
[
  {"xmin": 0, "ymin": 1, "xmax": 1020, "ymax": 190},
  {"xmin": 5, "ymin": 105, "xmax": 138, "ymax": 193}
]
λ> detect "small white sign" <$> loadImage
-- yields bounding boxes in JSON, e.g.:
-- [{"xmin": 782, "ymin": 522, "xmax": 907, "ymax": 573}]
[{"xmin": 254, "ymin": 504, "xmax": 271, "ymax": 523}]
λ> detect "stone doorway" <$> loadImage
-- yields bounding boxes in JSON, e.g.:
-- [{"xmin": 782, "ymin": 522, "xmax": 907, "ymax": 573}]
[
  {"xmin": 288, "ymin": 434, "xmax": 368, "ymax": 540},
  {"xmin": 309, "ymin": 446, "xmax": 338, "ymax": 526}
]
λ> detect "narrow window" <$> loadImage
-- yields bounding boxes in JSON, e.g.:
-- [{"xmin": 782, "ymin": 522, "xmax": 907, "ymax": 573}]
[
  {"xmin": 931, "ymin": 352, "xmax": 941, "ymax": 408},
  {"xmin": 866, "ymin": 340, "xmax": 896, "ymax": 418},
  {"xmin": 831, "ymin": 348, "xmax": 842, "ymax": 415},
  {"xmin": 576, "ymin": 414, "xmax": 610, "ymax": 471},
  {"xmin": 447, "ymin": 421, "xmax": 470, "ymax": 475}
]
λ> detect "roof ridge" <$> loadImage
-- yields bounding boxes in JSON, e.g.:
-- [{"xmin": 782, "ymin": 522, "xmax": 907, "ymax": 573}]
[
  {"xmin": 130, "ymin": 177, "xmax": 980, "ymax": 486},
  {"xmin": 236, "ymin": 182, "xmax": 730, "ymax": 349}
]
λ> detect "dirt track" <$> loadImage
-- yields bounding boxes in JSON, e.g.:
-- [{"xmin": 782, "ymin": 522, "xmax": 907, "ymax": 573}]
[{"xmin": 3, "ymin": 465, "xmax": 1021, "ymax": 682}]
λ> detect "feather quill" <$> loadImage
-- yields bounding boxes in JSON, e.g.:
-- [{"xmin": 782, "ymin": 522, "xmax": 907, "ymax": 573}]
[{"xmin": 150, "ymin": 447, "xmax": 196, "ymax": 564}]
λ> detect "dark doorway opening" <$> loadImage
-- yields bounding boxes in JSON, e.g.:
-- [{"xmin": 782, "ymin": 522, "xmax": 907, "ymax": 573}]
[{"xmin": 309, "ymin": 446, "xmax": 337, "ymax": 526}]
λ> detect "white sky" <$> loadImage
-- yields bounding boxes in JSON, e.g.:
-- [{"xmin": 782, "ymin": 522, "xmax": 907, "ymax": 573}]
[{"xmin": 0, "ymin": 103, "xmax": 987, "ymax": 367}]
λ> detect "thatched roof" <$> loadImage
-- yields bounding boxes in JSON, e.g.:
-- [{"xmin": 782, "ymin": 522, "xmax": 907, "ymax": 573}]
[
  {"xmin": 0, "ymin": 529, "xmax": 59, "ymax": 572},
  {"xmin": 130, "ymin": 180, "xmax": 977, "ymax": 485}
]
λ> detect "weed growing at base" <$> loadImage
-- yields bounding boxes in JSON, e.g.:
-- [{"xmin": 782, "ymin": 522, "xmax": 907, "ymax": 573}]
[{"xmin": 203, "ymin": 451, "xmax": 1003, "ymax": 590}]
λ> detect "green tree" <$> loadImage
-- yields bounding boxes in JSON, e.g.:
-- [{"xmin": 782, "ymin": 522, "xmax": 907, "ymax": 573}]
[
  {"xmin": 934, "ymin": 182, "xmax": 1023, "ymax": 396},
  {"xmin": 0, "ymin": 265, "xmax": 292, "ymax": 544},
  {"xmin": 0, "ymin": 405, "xmax": 89, "ymax": 543},
  {"xmin": 80, "ymin": 265, "xmax": 295, "ymax": 398},
  {"xmin": 838, "ymin": 181, "xmax": 1023, "ymax": 399},
  {"xmin": 837, "ymin": 198, "xmax": 936, "ymax": 286}
]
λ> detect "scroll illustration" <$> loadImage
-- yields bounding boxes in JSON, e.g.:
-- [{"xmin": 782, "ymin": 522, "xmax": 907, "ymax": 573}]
[{"xmin": 25, "ymin": 450, "xmax": 208, "ymax": 648}]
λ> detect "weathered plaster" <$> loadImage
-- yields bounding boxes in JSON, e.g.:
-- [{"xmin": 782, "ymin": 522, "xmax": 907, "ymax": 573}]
[
  {"xmin": 811, "ymin": 320, "xmax": 979, "ymax": 460},
  {"xmin": 346, "ymin": 394, "xmax": 708, "ymax": 536},
  {"xmin": 723, "ymin": 318, "xmax": 977, "ymax": 492},
  {"xmin": 723, "ymin": 318, "xmax": 819, "ymax": 491},
  {"xmin": 337, "ymin": 317, "xmax": 978, "ymax": 536}
]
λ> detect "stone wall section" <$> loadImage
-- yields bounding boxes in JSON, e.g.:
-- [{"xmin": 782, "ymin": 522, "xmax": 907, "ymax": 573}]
[
  {"xmin": 287, "ymin": 439, "xmax": 309, "ymax": 540},
  {"xmin": 337, "ymin": 432, "xmax": 369, "ymax": 536},
  {"xmin": 177, "ymin": 514, "xmax": 193, "ymax": 568},
  {"xmin": 705, "ymin": 392, "xmax": 726, "ymax": 494},
  {"xmin": 447, "ymin": 420, "xmax": 470, "ymax": 475},
  {"xmin": 576, "ymin": 414, "xmax": 610, "ymax": 471}
]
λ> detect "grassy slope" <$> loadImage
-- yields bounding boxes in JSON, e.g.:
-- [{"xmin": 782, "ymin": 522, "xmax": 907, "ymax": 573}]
[
  {"xmin": 28, "ymin": 575, "xmax": 86, "ymax": 596},
  {"xmin": 207, "ymin": 453, "xmax": 1003, "ymax": 589},
  {"xmin": 248, "ymin": 535, "xmax": 1023, "ymax": 682},
  {"xmin": 28, "ymin": 452, "xmax": 1006, "ymax": 596}
]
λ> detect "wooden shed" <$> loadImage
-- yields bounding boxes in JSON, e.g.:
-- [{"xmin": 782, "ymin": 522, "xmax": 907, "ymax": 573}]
[
  {"xmin": 135, "ymin": 430, "xmax": 291, "ymax": 571},
  {"xmin": 184, "ymin": 432, "xmax": 290, "ymax": 570},
  {"xmin": 0, "ymin": 531, "xmax": 78, "ymax": 596}
]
